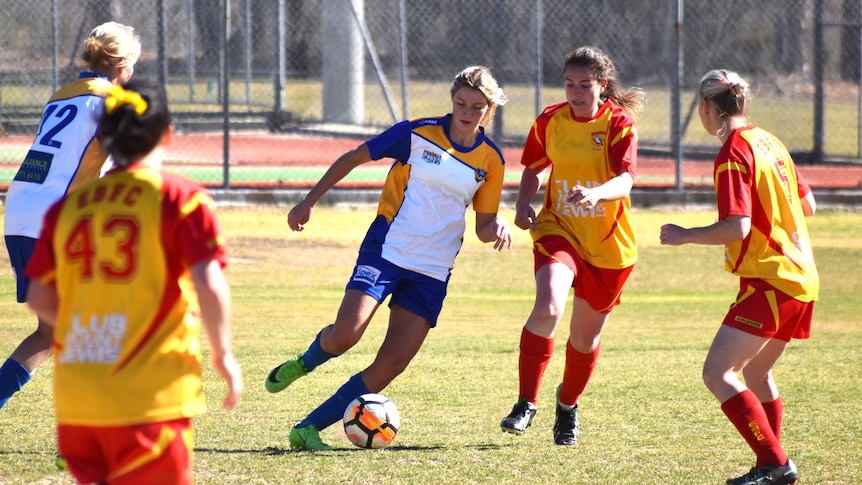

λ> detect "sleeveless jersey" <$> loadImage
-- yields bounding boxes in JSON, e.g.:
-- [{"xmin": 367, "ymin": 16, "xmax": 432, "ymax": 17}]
[
  {"xmin": 715, "ymin": 126, "xmax": 819, "ymax": 301},
  {"xmin": 363, "ymin": 114, "xmax": 505, "ymax": 282},
  {"xmin": 4, "ymin": 73, "xmax": 113, "ymax": 239},
  {"xmin": 25, "ymin": 166, "xmax": 228, "ymax": 426},
  {"xmin": 522, "ymin": 100, "xmax": 638, "ymax": 269}
]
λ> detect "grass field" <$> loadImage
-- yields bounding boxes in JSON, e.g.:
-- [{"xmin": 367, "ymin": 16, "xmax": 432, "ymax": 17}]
[{"xmin": 0, "ymin": 205, "xmax": 859, "ymax": 484}]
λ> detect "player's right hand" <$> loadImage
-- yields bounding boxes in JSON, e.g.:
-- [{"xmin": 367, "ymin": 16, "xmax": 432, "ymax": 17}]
[{"xmin": 287, "ymin": 201, "xmax": 312, "ymax": 231}]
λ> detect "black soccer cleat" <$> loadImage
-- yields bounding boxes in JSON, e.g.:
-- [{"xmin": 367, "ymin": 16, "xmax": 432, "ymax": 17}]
[
  {"xmin": 501, "ymin": 398, "xmax": 537, "ymax": 435},
  {"xmin": 553, "ymin": 398, "xmax": 579, "ymax": 446},
  {"xmin": 726, "ymin": 458, "xmax": 798, "ymax": 485}
]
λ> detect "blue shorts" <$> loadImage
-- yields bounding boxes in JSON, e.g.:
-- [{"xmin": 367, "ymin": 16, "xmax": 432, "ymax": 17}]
[
  {"xmin": 5, "ymin": 235, "xmax": 37, "ymax": 303},
  {"xmin": 346, "ymin": 253, "xmax": 448, "ymax": 327}
]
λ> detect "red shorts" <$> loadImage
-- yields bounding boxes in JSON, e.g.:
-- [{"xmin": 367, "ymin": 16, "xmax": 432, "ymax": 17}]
[
  {"xmin": 58, "ymin": 418, "xmax": 193, "ymax": 485},
  {"xmin": 534, "ymin": 235, "xmax": 634, "ymax": 314},
  {"xmin": 723, "ymin": 278, "xmax": 814, "ymax": 342}
]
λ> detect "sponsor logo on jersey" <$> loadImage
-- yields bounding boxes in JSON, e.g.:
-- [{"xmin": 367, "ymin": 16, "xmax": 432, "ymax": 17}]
[
  {"xmin": 734, "ymin": 315, "xmax": 764, "ymax": 329},
  {"xmin": 14, "ymin": 150, "xmax": 53, "ymax": 184},
  {"xmin": 353, "ymin": 264, "xmax": 382, "ymax": 285},
  {"xmin": 554, "ymin": 179, "xmax": 606, "ymax": 218},
  {"xmin": 421, "ymin": 149, "xmax": 441, "ymax": 165},
  {"xmin": 58, "ymin": 313, "xmax": 128, "ymax": 364}
]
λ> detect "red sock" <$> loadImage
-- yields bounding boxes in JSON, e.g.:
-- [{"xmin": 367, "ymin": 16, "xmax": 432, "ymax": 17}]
[
  {"xmin": 559, "ymin": 341, "xmax": 601, "ymax": 406},
  {"xmin": 761, "ymin": 397, "xmax": 784, "ymax": 441},
  {"xmin": 518, "ymin": 328, "xmax": 554, "ymax": 404},
  {"xmin": 721, "ymin": 390, "xmax": 787, "ymax": 467}
]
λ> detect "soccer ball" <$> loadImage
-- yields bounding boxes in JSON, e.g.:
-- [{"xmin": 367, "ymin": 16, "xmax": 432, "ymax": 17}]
[{"xmin": 343, "ymin": 393, "xmax": 400, "ymax": 449}]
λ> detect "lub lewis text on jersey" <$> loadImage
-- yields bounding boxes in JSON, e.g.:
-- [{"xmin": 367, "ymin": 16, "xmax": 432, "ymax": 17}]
[
  {"xmin": 554, "ymin": 179, "xmax": 606, "ymax": 218},
  {"xmin": 57, "ymin": 313, "xmax": 128, "ymax": 364}
]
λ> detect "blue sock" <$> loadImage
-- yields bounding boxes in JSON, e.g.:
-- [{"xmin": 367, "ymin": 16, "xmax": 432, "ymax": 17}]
[
  {"xmin": 0, "ymin": 359, "xmax": 32, "ymax": 409},
  {"xmin": 298, "ymin": 373, "xmax": 370, "ymax": 431},
  {"xmin": 302, "ymin": 330, "xmax": 336, "ymax": 371}
]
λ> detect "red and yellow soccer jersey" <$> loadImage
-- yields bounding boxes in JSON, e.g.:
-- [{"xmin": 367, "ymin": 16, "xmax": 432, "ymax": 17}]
[
  {"xmin": 522, "ymin": 100, "xmax": 638, "ymax": 269},
  {"xmin": 26, "ymin": 166, "xmax": 227, "ymax": 426},
  {"xmin": 714, "ymin": 126, "xmax": 819, "ymax": 301}
]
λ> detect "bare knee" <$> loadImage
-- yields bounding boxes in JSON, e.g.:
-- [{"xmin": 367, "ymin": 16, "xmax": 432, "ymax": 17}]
[
  {"xmin": 527, "ymin": 302, "xmax": 565, "ymax": 335},
  {"xmin": 702, "ymin": 363, "xmax": 729, "ymax": 397},
  {"xmin": 321, "ymin": 325, "xmax": 362, "ymax": 355}
]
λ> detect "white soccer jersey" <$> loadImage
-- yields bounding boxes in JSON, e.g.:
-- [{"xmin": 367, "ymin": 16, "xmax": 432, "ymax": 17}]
[
  {"xmin": 4, "ymin": 73, "xmax": 112, "ymax": 239},
  {"xmin": 363, "ymin": 115, "xmax": 505, "ymax": 282}
]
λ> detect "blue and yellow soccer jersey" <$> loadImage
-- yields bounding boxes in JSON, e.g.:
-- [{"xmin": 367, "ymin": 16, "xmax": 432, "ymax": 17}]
[
  {"xmin": 4, "ymin": 73, "xmax": 113, "ymax": 239},
  {"xmin": 362, "ymin": 114, "xmax": 505, "ymax": 282}
]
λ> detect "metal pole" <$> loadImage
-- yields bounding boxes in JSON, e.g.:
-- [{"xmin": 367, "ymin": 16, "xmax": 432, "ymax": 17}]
[
  {"xmin": 52, "ymin": 0, "xmax": 59, "ymax": 91},
  {"xmin": 398, "ymin": 0, "xmax": 409, "ymax": 120},
  {"xmin": 222, "ymin": 0, "xmax": 231, "ymax": 188},
  {"xmin": 188, "ymin": 0, "xmax": 196, "ymax": 101},
  {"xmin": 813, "ymin": 0, "xmax": 824, "ymax": 163},
  {"xmin": 158, "ymin": 0, "xmax": 168, "ymax": 87},
  {"xmin": 348, "ymin": 0, "xmax": 399, "ymax": 123},
  {"xmin": 245, "ymin": 0, "xmax": 252, "ymax": 107},
  {"xmin": 672, "ymin": 0, "xmax": 684, "ymax": 190},
  {"xmin": 858, "ymin": 0, "xmax": 862, "ymax": 157},
  {"xmin": 535, "ymin": 0, "xmax": 543, "ymax": 116},
  {"xmin": 274, "ymin": 0, "xmax": 286, "ymax": 113}
]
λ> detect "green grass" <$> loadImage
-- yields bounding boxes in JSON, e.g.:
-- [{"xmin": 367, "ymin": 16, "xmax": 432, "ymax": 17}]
[{"xmin": 0, "ymin": 206, "xmax": 859, "ymax": 484}]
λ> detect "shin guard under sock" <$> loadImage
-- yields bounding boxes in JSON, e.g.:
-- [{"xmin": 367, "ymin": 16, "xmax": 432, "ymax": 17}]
[
  {"xmin": 0, "ymin": 359, "xmax": 32, "ymax": 409},
  {"xmin": 721, "ymin": 390, "xmax": 787, "ymax": 467},
  {"xmin": 302, "ymin": 330, "xmax": 337, "ymax": 371},
  {"xmin": 517, "ymin": 328, "xmax": 554, "ymax": 404},
  {"xmin": 559, "ymin": 341, "xmax": 600, "ymax": 406},
  {"xmin": 298, "ymin": 373, "xmax": 370, "ymax": 431}
]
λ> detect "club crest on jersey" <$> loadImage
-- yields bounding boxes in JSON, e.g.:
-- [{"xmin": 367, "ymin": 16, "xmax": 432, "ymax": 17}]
[
  {"xmin": 353, "ymin": 265, "xmax": 382, "ymax": 285},
  {"xmin": 591, "ymin": 132, "xmax": 605, "ymax": 148},
  {"xmin": 421, "ymin": 149, "xmax": 441, "ymax": 165},
  {"xmin": 474, "ymin": 168, "xmax": 487, "ymax": 183}
]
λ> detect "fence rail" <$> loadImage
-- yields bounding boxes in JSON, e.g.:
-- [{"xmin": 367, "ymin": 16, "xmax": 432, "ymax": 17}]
[{"xmin": 2, "ymin": 0, "xmax": 861, "ymax": 190}]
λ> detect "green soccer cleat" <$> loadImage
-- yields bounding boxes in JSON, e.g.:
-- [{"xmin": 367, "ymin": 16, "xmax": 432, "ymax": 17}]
[
  {"xmin": 55, "ymin": 454, "xmax": 67, "ymax": 470},
  {"xmin": 289, "ymin": 424, "xmax": 333, "ymax": 451},
  {"xmin": 265, "ymin": 353, "xmax": 310, "ymax": 393}
]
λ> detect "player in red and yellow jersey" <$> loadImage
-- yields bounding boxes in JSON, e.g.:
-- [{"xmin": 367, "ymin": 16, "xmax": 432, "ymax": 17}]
[
  {"xmin": 0, "ymin": 22, "xmax": 142, "ymax": 411},
  {"xmin": 500, "ymin": 46, "xmax": 645, "ymax": 445},
  {"xmin": 25, "ymin": 80, "xmax": 242, "ymax": 485},
  {"xmin": 661, "ymin": 69, "xmax": 816, "ymax": 485}
]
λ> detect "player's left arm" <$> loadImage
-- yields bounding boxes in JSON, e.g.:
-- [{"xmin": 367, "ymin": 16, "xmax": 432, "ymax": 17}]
[
  {"xmin": 660, "ymin": 215, "xmax": 751, "ymax": 246},
  {"xmin": 26, "ymin": 280, "xmax": 59, "ymax": 328},
  {"xmin": 567, "ymin": 171, "xmax": 633, "ymax": 209},
  {"xmin": 475, "ymin": 212, "xmax": 512, "ymax": 251},
  {"xmin": 191, "ymin": 257, "xmax": 243, "ymax": 410}
]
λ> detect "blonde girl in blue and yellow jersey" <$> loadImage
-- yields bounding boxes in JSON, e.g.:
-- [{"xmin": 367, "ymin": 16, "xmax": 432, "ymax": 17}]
[
  {"xmin": 1, "ymin": 21, "xmax": 141, "ymax": 410},
  {"xmin": 265, "ymin": 66, "xmax": 513, "ymax": 451}
]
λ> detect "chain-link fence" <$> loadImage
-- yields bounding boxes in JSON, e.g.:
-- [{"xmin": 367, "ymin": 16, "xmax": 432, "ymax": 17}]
[{"xmin": 1, "ymin": 0, "xmax": 861, "ymax": 190}]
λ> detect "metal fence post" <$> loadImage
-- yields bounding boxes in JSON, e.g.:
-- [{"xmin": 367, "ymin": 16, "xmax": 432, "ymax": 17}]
[
  {"xmin": 222, "ymin": 0, "xmax": 231, "ymax": 189},
  {"xmin": 673, "ymin": 0, "xmax": 684, "ymax": 190}
]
